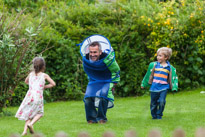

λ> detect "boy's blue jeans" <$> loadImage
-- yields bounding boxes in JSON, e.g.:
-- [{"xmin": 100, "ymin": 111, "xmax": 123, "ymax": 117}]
[
  {"xmin": 84, "ymin": 97, "xmax": 108, "ymax": 123},
  {"xmin": 150, "ymin": 90, "xmax": 167, "ymax": 119}
]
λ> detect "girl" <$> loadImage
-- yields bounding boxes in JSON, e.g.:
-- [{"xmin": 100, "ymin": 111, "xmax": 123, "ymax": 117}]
[{"xmin": 15, "ymin": 57, "xmax": 56, "ymax": 136}]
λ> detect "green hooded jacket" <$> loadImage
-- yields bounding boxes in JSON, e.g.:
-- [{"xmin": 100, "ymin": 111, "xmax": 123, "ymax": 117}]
[{"xmin": 141, "ymin": 62, "xmax": 178, "ymax": 92}]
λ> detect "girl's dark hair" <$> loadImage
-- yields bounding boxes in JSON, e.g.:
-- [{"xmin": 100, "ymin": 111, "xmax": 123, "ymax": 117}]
[{"xmin": 32, "ymin": 57, "xmax": 46, "ymax": 75}]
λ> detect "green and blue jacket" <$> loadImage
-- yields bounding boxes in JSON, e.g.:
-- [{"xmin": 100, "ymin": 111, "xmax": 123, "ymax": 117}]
[{"xmin": 141, "ymin": 62, "xmax": 178, "ymax": 92}]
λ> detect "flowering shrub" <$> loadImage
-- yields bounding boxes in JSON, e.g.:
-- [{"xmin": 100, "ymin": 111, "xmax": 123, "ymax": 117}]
[
  {"xmin": 1, "ymin": 0, "xmax": 204, "ymax": 104},
  {"xmin": 144, "ymin": 0, "xmax": 205, "ymax": 88}
]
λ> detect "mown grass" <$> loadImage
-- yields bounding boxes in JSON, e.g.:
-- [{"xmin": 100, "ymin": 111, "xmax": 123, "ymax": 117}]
[{"xmin": 0, "ymin": 88, "xmax": 205, "ymax": 137}]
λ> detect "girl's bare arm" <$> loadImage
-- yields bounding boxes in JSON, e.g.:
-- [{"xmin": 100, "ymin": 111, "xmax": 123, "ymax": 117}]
[
  {"xmin": 44, "ymin": 74, "xmax": 56, "ymax": 89},
  {"xmin": 25, "ymin": 75, "xmax": 29, "ymax": 85}
]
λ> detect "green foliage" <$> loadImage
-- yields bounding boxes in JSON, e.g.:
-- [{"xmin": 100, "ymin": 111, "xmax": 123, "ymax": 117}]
[
  {"xmin": 143, "ymin": 0, "xmax": 205, "ymax": 89},
  {"xmin": 36, "ymin": 1, "xmax": 151, "ymax": 98},
  {"xmin": 0, "ymin": 10, "xmax": 43, "ymax": 112},
  {"xmin": 1, "ymin": 0, "xmax": 204, "ymax": 105}
]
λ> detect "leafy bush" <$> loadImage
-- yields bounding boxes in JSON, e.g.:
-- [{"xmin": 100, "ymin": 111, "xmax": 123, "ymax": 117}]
[
  {"xmin": 1, "ymin": 0, "xmax": 204, "ymax": 105},
  {"xmin": 0, "ymin": 10, "xmax": 44, "ymax": 112},
  {"xmin": 37, "ymin": 0, "xmax": 205, "ymax": 98}
]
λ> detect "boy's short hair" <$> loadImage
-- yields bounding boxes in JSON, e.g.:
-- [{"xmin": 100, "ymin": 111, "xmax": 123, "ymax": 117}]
[{"xmin": 157, "ymin": 47, "xmax": 172, "ymax": 60}]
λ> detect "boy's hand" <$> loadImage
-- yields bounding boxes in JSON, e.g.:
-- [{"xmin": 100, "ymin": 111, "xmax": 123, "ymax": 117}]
[{"xmin": 141, "ymin": 87, "xmax": 144, "ymax": 89}]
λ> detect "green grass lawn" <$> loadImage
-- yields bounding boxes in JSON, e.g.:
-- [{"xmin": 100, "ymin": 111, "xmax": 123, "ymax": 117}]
[{"xmin": 0, "ymin": 88, "xmax": 205, "ymax": 137}]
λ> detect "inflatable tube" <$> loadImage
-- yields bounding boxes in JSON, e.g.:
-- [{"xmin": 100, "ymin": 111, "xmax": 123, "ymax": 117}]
[{"xmin": 78, "ymin": 35, "xmax": 120, "ymax": 108}]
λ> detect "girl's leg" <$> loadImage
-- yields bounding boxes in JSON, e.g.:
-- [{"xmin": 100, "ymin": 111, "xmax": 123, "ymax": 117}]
[
  {"xmin": 28, "ymin": 114, "xmax": 43, "ymax": 134},
  {"xmin": 22, "ymin": 119, "xmax": 31, "ymax": 136}
]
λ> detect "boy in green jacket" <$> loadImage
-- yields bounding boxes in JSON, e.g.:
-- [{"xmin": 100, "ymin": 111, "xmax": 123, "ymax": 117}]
[{"xmin": 141, "ymin": 47, "xmax": 178, "ymax": 119}]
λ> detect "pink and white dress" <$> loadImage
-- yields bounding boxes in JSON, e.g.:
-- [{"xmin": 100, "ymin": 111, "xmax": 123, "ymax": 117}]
[{"xmin": 15, "ymin": 72, "xmax": 45, "ymax": 121}]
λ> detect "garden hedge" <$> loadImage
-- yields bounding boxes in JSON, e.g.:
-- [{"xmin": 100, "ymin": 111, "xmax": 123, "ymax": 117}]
[{"xmin": 0, "ymin": 0, "xmax": 204, "ymax": 106}]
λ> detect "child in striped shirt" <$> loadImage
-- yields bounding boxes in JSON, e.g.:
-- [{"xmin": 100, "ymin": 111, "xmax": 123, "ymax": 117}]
[{"xmin": 141, "ymin": 47, "xmax": 178, "ymax": 119}]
